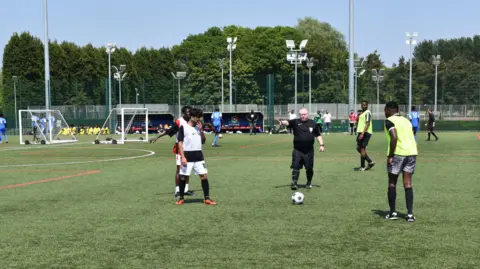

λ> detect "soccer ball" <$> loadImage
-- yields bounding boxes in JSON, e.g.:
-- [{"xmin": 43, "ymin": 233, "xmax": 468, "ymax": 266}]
[
  {"xmin": 291, "ymin": 192, "xmax": 304, "ymax": 204},
  {"xmin": 219, "ymin": 134, "xmax": 223, "ymax": 138}
]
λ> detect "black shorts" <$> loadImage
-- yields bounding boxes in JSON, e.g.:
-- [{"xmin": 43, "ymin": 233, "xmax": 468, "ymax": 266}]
[
  {"xmin": 357, "ymin": 132, "xmax": 371, "ymax": 148},
  {"xmin": 291, "ymin": 148, "xmax": 314, "ymax": 170},
  {"xmin": 350, "ymin": 123, "xmax": 355, "ymax": 127}
]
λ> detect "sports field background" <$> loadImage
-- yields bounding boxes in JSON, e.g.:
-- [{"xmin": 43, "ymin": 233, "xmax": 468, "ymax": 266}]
[{"xmin": 0, "ymin": 132, "xmax": 479, "ymax": 268}]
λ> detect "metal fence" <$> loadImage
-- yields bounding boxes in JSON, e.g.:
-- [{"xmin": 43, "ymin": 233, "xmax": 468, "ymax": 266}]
[{"xmin": 28, "ymin": 104, "xmax": 480, "ymax": 120}]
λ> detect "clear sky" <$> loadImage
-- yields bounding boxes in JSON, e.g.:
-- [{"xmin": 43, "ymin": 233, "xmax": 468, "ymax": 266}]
[{"xmin": 1, "ymin": 0, "xmax": 478, "ymax": 69}]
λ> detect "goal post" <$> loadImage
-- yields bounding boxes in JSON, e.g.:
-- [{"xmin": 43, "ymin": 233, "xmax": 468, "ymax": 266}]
[
  {"xmin": 19, "ymin": 109, "xmax": 77, "ymax": 145},
  {"xmin": 94, "ymin": 108, "xmax": 149, "ymax": 144}
]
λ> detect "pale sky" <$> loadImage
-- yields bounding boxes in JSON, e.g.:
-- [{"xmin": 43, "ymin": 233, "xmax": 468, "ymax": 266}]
[{"xmin": 1, "ymin": 0, "xmax": 478, "ymax": 69}]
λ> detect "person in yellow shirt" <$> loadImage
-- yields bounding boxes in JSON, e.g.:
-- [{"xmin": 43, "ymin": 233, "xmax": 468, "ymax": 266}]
[
  {"xmin": 93, "ymin": 125, "xmax": 101, "ymax": 135},
  {"xmin": 355, "ymin": 101, "xmax": 375, "ymax": 171},
  {"xmin": 384, "ymin": 101, "xmax": 418, "ymax": 222}
]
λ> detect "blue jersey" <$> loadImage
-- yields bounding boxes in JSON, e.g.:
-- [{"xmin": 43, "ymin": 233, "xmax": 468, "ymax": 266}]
[
  {"xmin": 0, "ymin": 117, "xmax": 6, "ymax": 129},
  {"xmin": 409, "ymin": 111, "xmax": 419, "ymax": 127},
  {"xmin": 39, "ymin": 117, "xmax": 46, "ymax": 128},
  {"xmin": 211, "ymin": 112, "xmax": 222, "ymax": 126},
  {"xmin": 31, "ymin": 115, "xmax": 39, "ymax": 127}
]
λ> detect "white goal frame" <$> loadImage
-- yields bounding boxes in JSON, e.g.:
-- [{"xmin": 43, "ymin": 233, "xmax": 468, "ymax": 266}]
[
  {"xmin": 95, "ymin": 108, "xmax": 149, "ymax": 144},
  {"xmin": 19, "ymin": 109, "xmax": 78, "ymax": 145}
]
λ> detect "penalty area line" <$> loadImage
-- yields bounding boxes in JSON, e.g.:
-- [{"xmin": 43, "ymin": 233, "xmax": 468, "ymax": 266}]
[{"xmin": 0, "ymin": 170, "xmax": 101, "ymax": 191}]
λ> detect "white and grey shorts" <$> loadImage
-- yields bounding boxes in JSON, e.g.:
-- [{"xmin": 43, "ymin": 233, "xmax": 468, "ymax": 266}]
[{"xmin": 387, "ymin": 155, "xmax": 416, "ymax": 175}]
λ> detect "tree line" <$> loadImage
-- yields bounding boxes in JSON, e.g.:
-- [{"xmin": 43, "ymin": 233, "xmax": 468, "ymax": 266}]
[{"xmin": 1, "ymin": 17, "xmax": 480, "ymax": 116}]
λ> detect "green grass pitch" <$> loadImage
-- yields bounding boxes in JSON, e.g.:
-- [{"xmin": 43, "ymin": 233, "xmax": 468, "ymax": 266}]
[{"xmin": 0, "ymin": 132, "xmax": 479, "ymax": 268}]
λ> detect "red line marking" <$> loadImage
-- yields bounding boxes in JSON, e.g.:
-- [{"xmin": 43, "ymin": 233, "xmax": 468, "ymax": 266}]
[
  {"xmin": 0, "ymin": 169, "xmax": 94, "ymax": 173},
  {"xmin": 240, "ymin": 138, "xmax": 291, "ymax": 149},
  {"xmin": 0, "ymin": 170, "xmax": 101, "ymax": 191}
]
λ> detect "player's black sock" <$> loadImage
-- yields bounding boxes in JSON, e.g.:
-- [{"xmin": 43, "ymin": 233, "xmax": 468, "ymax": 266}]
[
  {"xmin": 292, "ymin": 170, "xmax": 300, "ymax": 184},
  {"xmin": 306, "ymin": 169, "xmax": 313, "ymax": 182},
  {"xmin": 201, "ymin": 179, "xmax": 210, "ymax": 200},
  {"xmin": 431, "ymin": 132, "xmax": 438, "ymax": 139},
  {"xmin": 365, "ymin": 154, "xmax": 372, "ymax": 164},
  {"xmin": 388, "ymin": 186, "xmax": 396, "ymax": 213},
  {"xmin": 361, "ymin": 156, "xmax": 366, "ymax": 168},
  {"xmin": 405, "ymin": 188, "xmax": 414, "ymax": 215},
  {"xmin": 179, "ymin": 176, "xmax": 186, "ymax": 199},
  {"xmin": 427, "ymin": 132, "xmax": 431, "ymax": 140}
]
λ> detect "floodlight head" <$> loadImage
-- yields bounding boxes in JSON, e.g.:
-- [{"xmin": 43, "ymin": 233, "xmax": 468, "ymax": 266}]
[
  {"xmin": 107, "ymin": 42, "xmax": 113, "ymax": 47},
  {"xmin": 233, "ymin": 37, "xmax": 237, "ymax": 43},
  {"xmin": 298, "ymin": 52, "xmax": 308, "ymax": 61},
  {"xmin": 372, "ymin": 69, "xmax": 378, "ymax": 76},
  {"xmin": 120, "ymin": 65, "xmax": 126, "ymax": 71},
  {"xmin": 359, "ymin": 69, "xmax": 366, "ymax": 76},
  {"xmin": 114, "ymin": 73, "xmax": 120, "ymax": 79},
  {"xmin": 227, "ymin": 37, "xmax": 232, "ymax": 43},
  {"xmin": 232, "ymin": 44, "xmax": 237, "ymax": 50},
  {"xmin": 379, "ymin": 69, "xmax": 385, "ymax": 75},
  {"xmin": 177, "ymin": 72, "xmax": 187, "ymax": 79},
  {"xmin": 286, "ymin": 52, "xmax": 296, "ymax": 61},
  {"xmin": 299, "ymin": 39, "xmax": 308, "ymax": 50},
  {"xmin": 12, "ymin": 75, "xmax": 18, "ymax": 80},
  {"xmin": 171, "ymin": 72, "xmax": 176, "ymax": 79},
  {"xmin": 286, "ymin": 40, "xmax": 295, "ymax": 49},
  {"xmin": 111, "ymin": 47, "xmax": 116, "ymax": 53},
  {"xmin": 406, "ymin": 32, "xmax": 410, "ymax": 37},
  {"xmin": 121, "ymin": 72, "xmax": 128, "ymax": 79},
  {"xmin": 413, "ymin": 32, "xmax": 418, "ymax": 37}
]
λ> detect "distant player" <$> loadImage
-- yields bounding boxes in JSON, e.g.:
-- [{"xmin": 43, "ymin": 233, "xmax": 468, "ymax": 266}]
[
  {"xmin": 384, "ymin": 101, "xmax": 418, "ymax": 222},
  {"xmin": 211, "ymin": 108, "xmax": 222, "ymax": 146},
  {"xmin": 348, "ymin": 110, "xmax": 357, "ymax": 135},
  {"xmin": 0, "ymin": 114, "xmax": 7, "ymax": 143},
  {"xmin": 313, "ymin": 110, "xmax": 323, "ymax": 134},
  {"xmin": 176, "ymin": 108, "xmax": 216, "ymax": 205},
  {"xmin": 280, "ymin": 108, "xmax": 325, "ymax": 190},
  {"xmin": 39, "ymin": 114, "xmax": 47, "ymax": 136},
  {"xmin": 31, "ymin": 113, "xmax": 39, "ymax": 141},
  {"xmin": 425, "ymin": 108, "xmax": 438, "ymax": 141},
  {"xmin": 408, "ymin": 106, "xmax": 420, "ymax": 142},
  {"xmin": 322, "ymin": 111, "xmax": 332, "ymax": 134},
  {"xmin": 150, "ymin": 106, "xmax": 195, "ymax": 197},
  {"xmin": 355, "ymin": 101, "xmax": 375, "ymax": 171},
  {"xmin": 48, "ymin": 114, "xmax": 56, "ymax": 136},
  {"xmin": 247, "ymin": 109, "xmax": 258, "ymax": 135}
]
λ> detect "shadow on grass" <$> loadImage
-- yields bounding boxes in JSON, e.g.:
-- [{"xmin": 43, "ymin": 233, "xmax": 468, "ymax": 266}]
[
  {"xmin": 273, "ymin": 184, "xmax": 320, "ymax": 189},
  {"xmin": 371, "ymin": 209, "xmax": 407, "ymax": 219}
]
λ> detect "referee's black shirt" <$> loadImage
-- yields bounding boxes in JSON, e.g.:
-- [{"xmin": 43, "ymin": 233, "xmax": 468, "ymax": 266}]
[{"xmin": 288, "ymin": 119, "xmax": 321, "ymax": 152}]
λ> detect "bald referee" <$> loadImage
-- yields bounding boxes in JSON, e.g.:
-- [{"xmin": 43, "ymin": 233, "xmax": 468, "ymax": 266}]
[{"xmin": 280, "ymin": 108, "xmax": 325, "ymax": 190}]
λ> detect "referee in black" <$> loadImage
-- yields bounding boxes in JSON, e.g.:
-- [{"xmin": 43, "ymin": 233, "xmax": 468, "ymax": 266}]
[{"xmin": 280, "ymin": 108, "xmax": 325, "ymax": 190}]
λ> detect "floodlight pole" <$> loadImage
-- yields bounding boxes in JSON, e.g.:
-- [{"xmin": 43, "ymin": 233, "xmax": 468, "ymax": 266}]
[
  {"xmin": 432, "ymin": 55, "xmax": 441, "ymax": 113},
  {"xmin": 372, "ymin": 69, "xmax": 384, "ymax": 119},
  {"xmin": 106, "ymin": 42, "xmax": 115, "ymax": 112},
  {"xmin": 286, "ymin": 39, "xmax": 308, "ymax": 114},
  {"xmin": 43, "ymin": 0, "xmax": 51, "ymax": 110},
  {"xmin": 348, "ymin": 0, "xmax": 355, "ymax": 113},
  {"xmin": 178, "ymin": 78, "xmax": 181, "ymax": 116},
  {"xmin": 406, "ymin": 32, "xmax": 417, "ymax": 115},
  {"xmin": 227, "ymin": 37, "xmax": 237, "ymax": 112},
  {"xmin": 13, "ymin": 76, "xmax": 18, "ymax": 130},
  {"xmin": 135, "ymin": 88, "xmax": 139, "ymax": 104},
  {"xmin": 306, "ymin": 58, "xmax": 314, "ymax": 113},
  {"xmin": 220, "ymin": 58, "xmax": 225, "ymax": 111}
]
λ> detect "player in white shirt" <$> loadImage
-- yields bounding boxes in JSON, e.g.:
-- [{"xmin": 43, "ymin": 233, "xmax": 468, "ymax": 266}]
[
  {"xmin": 288, "ymin": 109, "xmax": 296, "ymax": 134},
  {"xmin": 322, "ymin": 111, "xmax": 332, "ymax": 134},
  {"xmin": 176, "ymin": 108, "xmax": 216, "ymax": 205}
]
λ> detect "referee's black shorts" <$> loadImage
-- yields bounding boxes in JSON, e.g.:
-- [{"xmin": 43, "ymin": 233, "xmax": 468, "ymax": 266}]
[
  {"xmin": 357, "ymin": 132, "xmax": 371, "ymax": 148},
  {"xmin": 291, "ymin": 148, "xmax": 314, "ymax": 170}
]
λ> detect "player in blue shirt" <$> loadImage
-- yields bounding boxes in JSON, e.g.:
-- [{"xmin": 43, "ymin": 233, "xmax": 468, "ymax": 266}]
[
  {"xmin": 0, "ymin": 114, "xmax": 8, "ymax": 143},
  {"xmin": 408, "ymin": 106, "xmax": 420, "ymax": 142},
  {"xmin": 211, "ymin": 108, "xmax": 222, "ymax": 147},
  {"xmin": 39, "ymin": 114, "xmax": 47, "ymax": 136}
]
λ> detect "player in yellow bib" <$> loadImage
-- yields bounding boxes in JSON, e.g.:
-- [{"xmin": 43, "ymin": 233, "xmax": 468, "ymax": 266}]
[
  {"xmin": 355, "ymin": 101, "xmax": 375, "ymax": 171},
  {"xmin": 383, "ymin": 101, "xmax": 418, "ymax": 222}
]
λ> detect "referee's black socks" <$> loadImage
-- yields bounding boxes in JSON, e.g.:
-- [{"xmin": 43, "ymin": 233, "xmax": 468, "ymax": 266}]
[
  {"xmin": 292, "ymin": 170, "xmax": 300, "ymax": 185},
  {"xmin": 365, "ymin": 154, "xmax": 372, "ymax": 164},
  {"xmin": 306, "ymin": 169, "xmax": 313, "ymax": 182},
  {"xmin": 360, "ymin": 157, "xmax": 366, "ymax": 168},
  {"xmin": 179, "ymin": 176, "xmax": 186, "ymax": 199}
]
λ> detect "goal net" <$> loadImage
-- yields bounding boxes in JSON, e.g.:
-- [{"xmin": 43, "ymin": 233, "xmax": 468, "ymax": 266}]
[
  {"xmin": 19, "ymin": 109, "xmax": 77, "ymax": 145},
  {"xmin": 94, "ymin": 108, "xmax": 149, "ymax": 144}
]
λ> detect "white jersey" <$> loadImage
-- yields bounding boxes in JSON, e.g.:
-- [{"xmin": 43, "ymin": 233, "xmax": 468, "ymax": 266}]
[
  {"xmin": 322, "ymin": 113, "xmax": 332, "ymax": 123},
  {"xmin": 289, "ymin": 113, "xmax": 297, "ymax": 120},
  {"xmin": 177, "ymin": 123, "xmax": 204, "ymax": 162}
]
